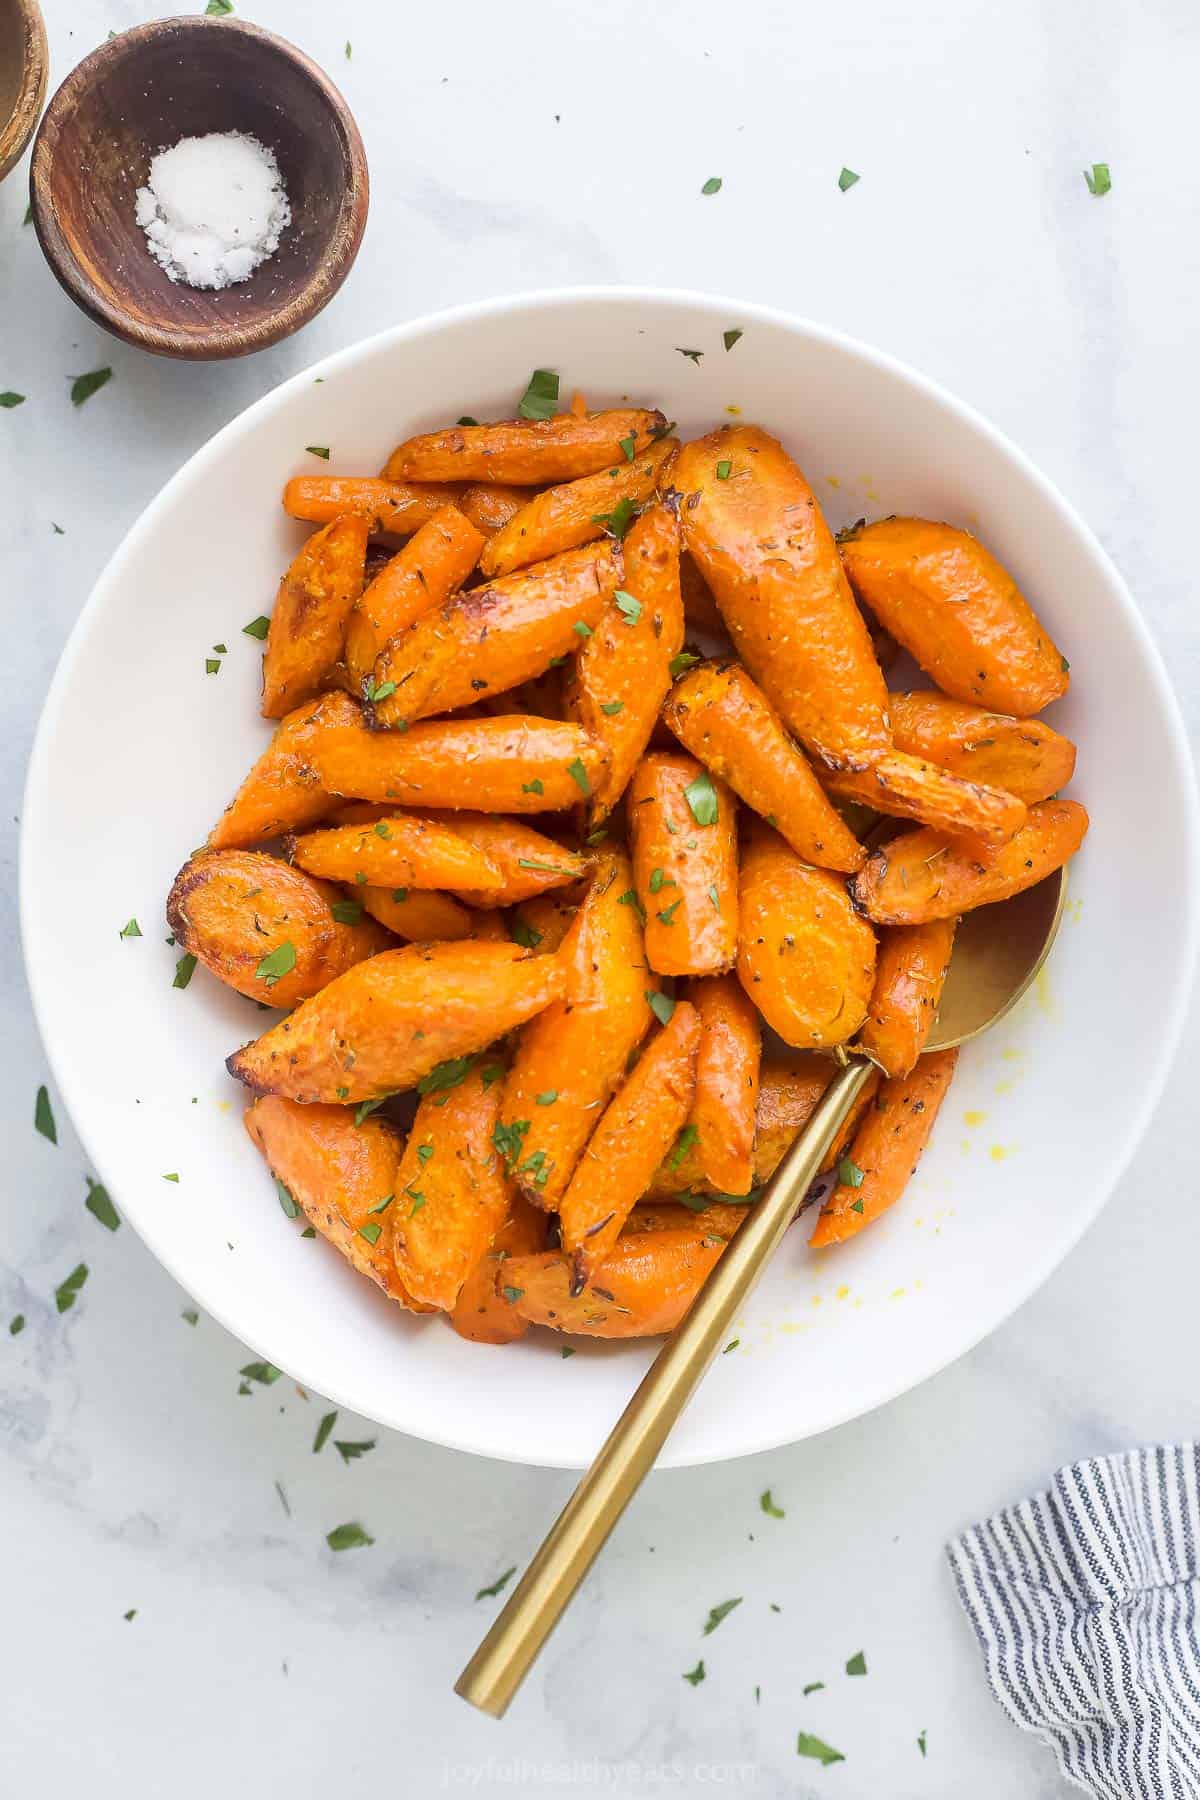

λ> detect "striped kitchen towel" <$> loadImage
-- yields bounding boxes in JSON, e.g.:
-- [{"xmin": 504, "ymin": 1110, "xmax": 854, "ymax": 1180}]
[{"xmin": 948, "ymin": 1445, "xmax": 1200, "ymax": 1798}]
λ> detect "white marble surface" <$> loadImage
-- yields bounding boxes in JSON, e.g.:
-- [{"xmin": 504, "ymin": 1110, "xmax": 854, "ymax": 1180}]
[{"xmin": 2, "ymin": 1, "xmax": 1198, "ymax": 1793}]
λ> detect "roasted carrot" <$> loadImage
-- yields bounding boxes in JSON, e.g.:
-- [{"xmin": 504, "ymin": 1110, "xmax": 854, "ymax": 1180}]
[
  {"xmin": 283, "ymin": 475, "xmax": 456, "ymax": 537},
  {"xmin": 449, "ymin": 1193, "xmax": 548, "ymax": 1343},
  {"xmin": 567, "ymin": 504, "xmax": 685, "ymax": 825},
  {"xmin": 559, "ymin": 1000, "xmax": 701, "ymax": 1288},
  {"xmin": 245, "ymin": 1097, "xmax": 429, "ymax": 1309},
  {"xmin": 818, "ymin": 754, "xmax": 1027, "ymax": 844},
  {"xmin": 678, "ymin": 552, "xmax": 727, "ymax": 636},
  {"xmin": 289, "ymin": 814, "xmax": 505, "ymax": 893},
  {"xmin": 663, "ymin": 660, "xmax": 865, "ymax": 873},
  {"xmin": 858, "ymin": 918, "xmax": 957, "ymax": 1079},
  {"xmin": 478, "ymin": 437, "xmax": 677, "ymax": 578},
  {"xmin": 888, "ymin": 691, "xmax": 1077, "ymax": 804},
  {"xmin": 647, "ymin": 1055, "xmax": 880, "ymax": 1198},
  {"xmin": 469, "ymin": 909, "xmax": 512, "ymax": 942},
  {"xmin": 391, "ymin": 1064, "xmax": 511, "ymax": 1311},
  {"xmin": 809, "ymin": 1049, "xmax": 959, "ymax": 1246},
  {"xmin": 260, "ymin": 516, "xmax": 369, "ymax": 718},
  {"xmin": 343, "ymin": 506, "xmax": 484, "ymax": 690},
  {"xmin": 500, "ymin": 848, "xmax": 657, "ymax": 1209},
  {"xmin": 307, "ymin": 710, "xmax": 610, "ymax": 814},
  {"xmin": 671, "ymin": 428, "xmax": 1019, "ymax": 839},
  {"xmin": 840, "ymin": 518, "xmax": 1069, "ymax": 716},
  {"xmin": 628, "ymin": 753, "xmax": 738, "ymax": 977},
  {"xmin": 508, "ymin": 889, "xmax": 580, "ymax": 956},
  {"xmin": 684, "ymin": 974, "xmax": 762, "ymax": 1196},
  {"xmin": 506, "ymin": 1230, "xmax": 726, "ymax": 1338},
  {"xmin": 425, "ymin": 813, "xmax": 587, "ymax": 908},
  {"xmin": 738, "ymin": 821, "xmax": 876, "ymax": 1047},
  {"xmin": 383, "ymin": 408, "xmax": 668, "ymax": 485},
  {"xmin": 167, "ymin": 849, "xmax": 392, "ymax": 1006},
  {"xmin": 368, "ymin": 539, "xmax": 621, "ymax": 728},
  {"xmin": 624, "ymin": 1200, "xmax": 751, "ymax": 1240},
  {"xmin": 208, "ymin": 692, "xmax": 354, "ymax": 849},
  {"xmin": 359, "ymin": 885, "xmax": 474, "ymax": 941},
  {"xmin": 457, "ymin": 483, "xmax": 530, "ymax": 536},
  {"xmin": 226, "ymin": 940, "xmax": 565, "ymax": 1104},
  {"xmin": 852, "ymin": 799, "xmax": 1088, "ymax": 925}
]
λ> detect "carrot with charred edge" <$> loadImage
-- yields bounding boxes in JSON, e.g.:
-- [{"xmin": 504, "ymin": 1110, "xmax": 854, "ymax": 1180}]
[
  {"xmin": 261, "ymin": 515, "xmax": 369, "ymax": 718},
  {"xmin": 307, "ymin": 711, "xmax": 610, "ymax": 814},
  {"xmin": 647, "ymin": 1056, "xmax": 880, "ymax": 1198},
  {"xmin": 738, "ymin": 822, "xmax": 877, "ymax": 1048},
  {"xmin": 500, "ymin": 848, "xmax": 658, "ymax": 1209},
  {"xmin": 508, "ymin": 889, "xmax": 580, "ymax": 956},
  {"xmin": 245, "ymin": 1097, "xmax": 431, "ymax": 1310},
  {"xmin": 391, "ymin": 1065, "xmax": 511, "ymax": 1311},
  {"xmin": 629, "ymin": 752, "xmax": 738, "ymax": 977},
  {"xmin": 479, "ymin": 437, "xmax": 678, "ymax": 579},
  {"xmin": 819, "ymin": 753, "xmax": 1027, "ymax": 845},
  {"xmin": 208, "ymin": 692, "xmax": 356, "ymax": 849},
  {"xmin": 343, "ymin": 506, "xmax": 485, "ymax": 689},
  {"xmin": 450, "ymin": 1193, "xmax": 548, "ymax": 1343},
  {"xmin": 359, "ymin": 885, "xmax": 473, "ymax": 942},
  {"xmin": 167, "ymin": 850, "xmax": 392, "ymax": 1006},
  {"xmin": 671, "ymin": 428, "xmax": 1024, "ymax": 840},
  {"xmin": 559, "ymin": 1001, "xmax": 701, "ymax": 1290},
  {"xmin": 663, "ymin": 661, "xmax": 865, "ymax": 873},
  {"xmin": 383, "ymin": 408, "xmax": 668, "ymax": 485},
  {"xmin": 852, "ymin": 799, "xmax": 1088, "ymax": 926},
  {"xmin": 226, "ymin": 940, "xmax": 565, "ymax": 1104},
  {"xmin": 369, "ymin": 539, "xmax": 621, "ymax": 728},
  {"xmin": 506, "ymin": 1230, "xmax": 727, "ymax": 1339},
  {"xmin": 457, "ymin": 483, "xmax": 530, "ymax": 537},
  {"xmin": 684, "ymin": 974, "xmax": 762, "ymax": 1196},
  {"xmin": 810, "ymin": 1049, "xmax": 959, "ymax": 1247},
  {"xmin": 289, "ymin": 813, "xmax": 505, "ymax": 893},
  {"xmin": 283, "ymin": 476, "xmax": 456, "ymax": 537},
  {"xmin": 424, "ymin": 813, "xmax": 587, "ymax": 908},
  {"xmin": 839, "ymin": 518, "xmax": 1069, "ymax": 717},
  {"xmin": 887, "ymin": 691, "xmax": 1077, "ymax": 804},
  {"xmin": 858, "ymin": 918, "xmax": 958, "ymax": 1079},
  {"xmin": 567, "ymin": 504, "xmax": 685, "ymax": 825}
]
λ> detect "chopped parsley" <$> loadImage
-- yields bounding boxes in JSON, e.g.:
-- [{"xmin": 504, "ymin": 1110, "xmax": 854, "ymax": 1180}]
[
  {"xmin": 613, "ymin": 589, "xmax": 642, "ymax": 625},
  {"xmin": 326, "ymin": 1521, "xmax": 374, "ymax": 1551},
  {"xmin": 0, "ymin": 391, "xmax": 25, "ymax": 408},
  {"xmin": 760, "ymin": 1488, "xmax": 785, "ymax": 1518},
  {"xmin": 331, "ymin": 899, "xmax": 364, "ymax": 924},
  {"xmin": 702, "ymin": 1597, "xmax": 742, "ymax": 1635},
  {"xmin": 162, "ymin": 1172, "xmax": 179, "ymax": 1183},
  {"xmin": 676, "ymin": 348, "xmax": 703, "ymax": 364},
  {"xmin": 119, "ymin": 918, "xmax": 142, "ymax": 938},
  {"xmin": 70, "ymin": 367, "xmax": 112, "ymax": 406},
  {"xmin": 684, "ymin": 770, "xmax": 719, "ymax": 825},
  {"xmin": 722, "ymin": 328, "xmax": 743, "ymax": 351},
  {"xmin": 335, "ymin": 1438, "xmax": 376, "ymax": 1463},
  {"xmin": 240, "ymin": 1361, "xmax": 281, "ymax": 1385},
  {"xmin": 417, "ymin": 1057, "xmax": 476, "ymax": 1094},
  {"xmin": 173, "ymin": 952, "xmax": 198, "ymax": 989},
  {"xmin": 255, "ymin": 942, "xmax": 296, "ymax": 987},
  {"xmin": 373, "ymin": 821, "xmax": 391, "ymax": 839},
  {"xmin": 601, "ymin": 699, "xmax": 624, "ymax": 715},
  {"xmin": 34, "ymin": 1085, "xmax": 57, "ymax": 1144},
  {"xmin": 707, "ymin": 885, "xmax": 720, "ymax": 910},
  {"xmin": 354, "ymin": 1096, "xmax": 390, "ymax": 1124},
  {"xmin": 475, "ymin": 1565, "xmax": 517, "ymax": 1600},
  {"xmin": 501, "ymin": 1284, "xmax": 525, "ymax": 1303},
  {"xmin": 242, "ymin": 615, "xmax": 271, "ymax": 639},
  {"xmin": 536, "ymin": 1090, "xmax": 558, "ymax": 1106},
  {"xmin": 670, "ymin": 1124, "xmax": 699, "ymax": 1168},
  {"xmin": 619, "ymin": 433, "xmax": 636, "ymax": 461},
  {"xmin": 657, "ymin": 898, "xmax": 682, "ymax": 925},
  {"xmin": 1084, "ymin": 162, "xmax": 1111, "ymax": 196},
  {"xmin": 560, "ymin": 1346, "xmax": 576, "ymax": 1358},
  {"xmin": 646, "ymin": 991, "xmax": 674, "ymax": 1025},
  {"xmin": 182, "ymin": 1309, "xmax": 199, "ymax": 1326},
  {"xmin": 649, "ymin": 869, "xmax": 675, "ymax": 895},
  {"xmin": 9, "ymin": 1314, "xmax": 25, "ymax": 1336},
  {"xmin": 510, "ymin": 916, "xmax": 543, "ymax": 950},
  {"xmin": 619, "ymin": 888, "xmax": 647, "ymax": 923},
  {"xmin": 566, "ymin": 757, "xmax": 590, "ymax": 794},
  {"xmin": 517, "ymin": 857, "xmax": 576, "ymax": 875},
  {"xmin": 306, "ymin": 445, "xmax": 330, "ymax": 459},
  {"xmin": 521, "ymin": 778, "xmax": 544, "ymax": 795},
  {"xmin": 723, "ymin": 1338, "xmax": 739, "ymax": 1353},
  {"xmin": 364, "ymin": 677, "xmax": 397, "ymax": 702},
  {"xmin": 492, "ymin": 1118, "xmax": 530, "ymax": 1170},
  {"xmin": 358, "ymin": 1222, "xmax": 383, "ymax": 1245},
  {"xmin": 573, "ymin": 620, "xmax": 593, "ymax": 637},
  {"xmin": 54, "ymin": 1265, "xmax": 89, "ymax": 1314},
  {"xmin": 518, "ymin": 369, "xmax": 559, "ymax": 420},
  {"xmin": 669, "ymin": 651, "xmax": 701, "ymax": 678},
  {"xmin": 700, "ymin": 176, "xmax": 722, "ymax": 195},
  {"xmin": 85, "ymin": 1178, "xmax": 120, "ymax": 1231},
  {"xmin": 716, "ymin": 460, "xmax": 732, "ymax": 480},
  {"xmin": 837, "ymin": 166, "xmax": 860, "ymax": 191},
  {"xmin": 802, "ymin": 1681, "xmax": 825, "ymax": 1696},
  {"xmin": 683, "ymin": 1660, "xmax": 706, "ymax": 1686},
  {"xmin": 591, "ymin": 497, "xmax": 636, "ymax": 539},
  {"xmin": 313, "ymin": 1410, "xmax": 337, "ymax": 1454},
  {"xmin": 797, "ymin": 1732, "xmax": 845, "ymax": 1767},
  {"xmin": 838, "ymin": 1157, "xmax": 865, "ymax": 1189},
  {"xmin": 917, "ymin": 1730, "xmax": 927, "ymax": 1758},
  {"xmin": 845, "ymin": 1650, "xmax": 867, "ymax": 1676}
]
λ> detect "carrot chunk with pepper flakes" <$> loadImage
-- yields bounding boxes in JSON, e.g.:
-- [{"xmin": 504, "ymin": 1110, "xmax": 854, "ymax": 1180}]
[
  {"xmin": 450, "ymin": 1192, "xmax": 548, "ymax": 1343},
  {"xmin": 289, "ymin": 814, "xmax": 505, "ymax": 893},
  {"xmin": 505, "ymin": 1229, "xmax": 728, "ymax": 1339},
  {"xmin": 629, "ymin": 752, "xmax": 739, "ymax": 977},
  {"xmin": 282, "ymin": 475, "xmax": 456, "ymax": 536},
  {"xmin": 343, "ymin": 505, "xmax": 484, "ymax": 690},
  {"xmin": 261, "ymin": 515, "xmax": 368, "ymax": 719},
  {"xmin": 684, "ymin": 974, "xmax": 762, "ymax": 1197},
  {"xmin": 382, "ymin": 408, "xmax": 667, "ymax": 485},
  {"xmin": 858, "ymin": 918, "xmax": 957, "ymax": 1079},
  {"xmin": 809, "ymin": 1049, "xmax": 959, "ymax": 1247},
  {"xmin": 480, "ymin": 437, "xmax": 677, "ymax": 579},
  {"xmin": 207, "ymin": 692, "xmax": 353, "ymax": 849},
  {"xmin": 559, "ymin": 999, "xmax": 701, "ymax": 1291}
]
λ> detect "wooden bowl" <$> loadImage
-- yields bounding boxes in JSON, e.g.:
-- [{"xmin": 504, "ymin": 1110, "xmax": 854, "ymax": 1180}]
[
  {"xmin": 30, "ymin": 17, "xmax": 368, "ymax": 360},
  {"xmin": 0, "ymin": 0, "xmax": 47, "ymax": 183}
]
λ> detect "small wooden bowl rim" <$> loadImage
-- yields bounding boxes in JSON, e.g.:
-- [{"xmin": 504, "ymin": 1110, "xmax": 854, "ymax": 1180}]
[
  {"xmin": 0, "ymin": 0, "xmax": 48, "ymax": 184},
  {"xmin": 29, "ymin": 15, "xmax": 369, "ymax": 361}
]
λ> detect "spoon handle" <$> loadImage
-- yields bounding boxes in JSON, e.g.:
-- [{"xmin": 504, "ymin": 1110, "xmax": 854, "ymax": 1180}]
[{"xmin": 454, "ymin": 1056, "xmax": 875, "ymax": 1718}]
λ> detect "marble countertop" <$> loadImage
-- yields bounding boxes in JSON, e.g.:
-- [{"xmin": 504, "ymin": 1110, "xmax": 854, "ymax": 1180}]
[{"xmin": 3, "ymin": 1, "xmax": 1197, "ymax": 1793}]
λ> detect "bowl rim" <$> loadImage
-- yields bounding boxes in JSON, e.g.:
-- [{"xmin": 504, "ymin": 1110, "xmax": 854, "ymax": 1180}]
[
  {"xmin": 20, "ymin": 286, "xmax": 1200, "ymax": 1467},
  {"xmin": 0, "ymin": 0, "xmax": 48, "ymax": 184},
  {"xmin": 28, "ymin": 14, "xmax": 368, "ymax": 361}
]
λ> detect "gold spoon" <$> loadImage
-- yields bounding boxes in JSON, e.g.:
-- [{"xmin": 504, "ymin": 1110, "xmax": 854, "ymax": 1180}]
[{"xmin": 456, "ymin": 869, "xmax": 1068, "ymax": 1717}]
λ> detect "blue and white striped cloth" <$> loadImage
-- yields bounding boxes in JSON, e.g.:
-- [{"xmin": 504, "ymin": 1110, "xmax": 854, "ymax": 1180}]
[{"xmin": 948, "ymin": 1445, "xmax": 1200, "ymax": 1798}]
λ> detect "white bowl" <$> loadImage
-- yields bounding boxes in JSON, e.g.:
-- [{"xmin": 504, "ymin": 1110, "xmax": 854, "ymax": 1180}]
[{"xmin": 21, "ymin": 289, "xmax": 1199, "ymax": 1469}]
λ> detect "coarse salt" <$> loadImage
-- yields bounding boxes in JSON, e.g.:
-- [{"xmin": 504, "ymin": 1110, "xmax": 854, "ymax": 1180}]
[{"xmin": 135, "ymin": 131, "xmax": 291, "ymax": 291}]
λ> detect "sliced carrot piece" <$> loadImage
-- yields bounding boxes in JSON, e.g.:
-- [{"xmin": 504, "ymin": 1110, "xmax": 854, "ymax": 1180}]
[
  {"xmin": 283, "ymin": 475, "xmax": 456, "ymax": 536},
  {"xmin": 450, "ymin": 1193, "xmax": 548, "ymax": 1343},
  {"xmin": 343, "ymin": 506, "xmax": 484, "ymax": 690},
  {"xmin": 506, "ymin": 1230, "xmax": 727, "ymax": 1338},
  {"xmin": 684, "ymin": 973, "xmax": 762, "ymax": 1197},
  {"xmin": 226, "ymin": 940, "xmax": 565, "ymax": 1104},
  {"xmin": 852, "ymin": 799, "xmax": 1088, "ymax": 925},
  {"xmin": 383, "ymin": 408, "xmax": 667, "ymax": 484},
  {"xmin": 887, "ymin": 690, "xmax": 1077, "ymax": 804},
  {"xmin": 391, "ymin": 1065, "xmax": 511, "ymax": 1310},
  {"xmin": 819, "ymin": 751, "xmax": 1027, "ymax": 846},
  {"xmin": 208, "ymin": 692, "xmax": 355, "ymax": 849},
  {"xmin": 426, "ymin": 813, "xmax": 587, "ymax": 908},
  {"xmin": 261, "ymin": 515, "xmax": 368, "ymax": 718},
  {"xmin": 479, "ymin": 437, "xmax": 677, "ymax": 579},
  {"xmin": 663, "ymin": 659, "xmax": 865, "ymax": 873},
  {"xmin": 558, "ymin": 1000, "xmax": 701, "ymax": 1289},
  {"xmin": 359, "ymin": 885, "xmax": 474, "ymax": 942},
  {"xmin": 809, "ymin": 1049, "xmax": 959, "ymax": 1246},
  {"xmin": 289, "ymin": 814, "xmax": 504, "ymax": 892},
  {"xmin": 457, "ymin": 483, "xmax": 530, "ymax": 536},
  {"xmin": 508, "ymin": 889, "xmax": 580, "ymax": 956},
  {"xmin": 858, "ymin": 919, "xmax": 957, "ymax": 1078},
  {"xmin": 629, "ymin": 752, "xmax": 738, "ymax": 977}
]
